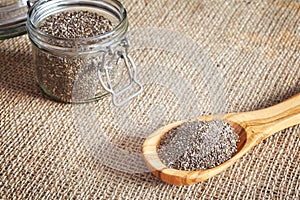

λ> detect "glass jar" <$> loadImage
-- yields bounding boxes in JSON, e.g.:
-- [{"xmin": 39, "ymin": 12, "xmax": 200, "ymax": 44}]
[
  {"xmin": 0, "ymin": 0, "xmax": 36, "ymax": 39},
  {"xmin": 26, "ymin": 0, "xmax": 142, "ymax": 105}
]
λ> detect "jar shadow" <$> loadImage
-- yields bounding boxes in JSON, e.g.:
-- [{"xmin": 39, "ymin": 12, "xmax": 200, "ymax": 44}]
[{"xmin": 0, "ymin": 37, "xmax": 52, "ymax": 102}]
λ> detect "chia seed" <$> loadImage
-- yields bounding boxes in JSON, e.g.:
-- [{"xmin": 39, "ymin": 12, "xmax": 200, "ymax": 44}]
[
  {"xmin": 39, "ymin": 11, "xmax": 113, "ymax": 39},
  {"xmin": 35, "ymin": 10, "xmax": 117, "ymax": 102},
  {"xmin": 157, "ymin": 120, "xmax": 240, "ymax": 171}
]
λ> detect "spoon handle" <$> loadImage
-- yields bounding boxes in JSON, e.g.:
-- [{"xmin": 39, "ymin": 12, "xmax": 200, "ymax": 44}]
[{"xmin": 226, "ymin": 93, "xmax": 300, "ymax": 142}]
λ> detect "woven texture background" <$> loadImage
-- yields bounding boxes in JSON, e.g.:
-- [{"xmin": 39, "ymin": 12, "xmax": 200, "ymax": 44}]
[{"xmin": 1, "ymin": 0, "xmax": 300, "ymax": 199}]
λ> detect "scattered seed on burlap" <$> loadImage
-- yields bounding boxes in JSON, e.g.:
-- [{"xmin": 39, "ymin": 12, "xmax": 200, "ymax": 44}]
[
  {"xmin": 157, "ymin": 120, "xmax": 239, "ymax": 171},
  {"xmin": 39, "ymin": 10, "xmax": 113, "ymax": 38}
]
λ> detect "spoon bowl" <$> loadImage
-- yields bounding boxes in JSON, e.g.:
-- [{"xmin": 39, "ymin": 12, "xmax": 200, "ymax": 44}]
[{"xmin": 142, "ymin": 94, "xmax": 300, "ymax": 185}]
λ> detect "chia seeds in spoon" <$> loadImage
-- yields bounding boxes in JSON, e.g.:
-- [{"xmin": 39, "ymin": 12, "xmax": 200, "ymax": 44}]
[{"xmin": 157, "ymin": 120, "xmax": 239, "ymax": 171}]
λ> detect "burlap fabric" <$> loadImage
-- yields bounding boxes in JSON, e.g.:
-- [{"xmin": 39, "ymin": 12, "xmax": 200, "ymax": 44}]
[{"xmin": 1, "ymin": 0, "xmax": 300, "ymax": 199}]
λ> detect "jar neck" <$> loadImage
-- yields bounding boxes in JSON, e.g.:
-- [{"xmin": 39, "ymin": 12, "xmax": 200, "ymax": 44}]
[{"xmin": 26, "ymin": 0, "xmax": 128, "ymax": 55}]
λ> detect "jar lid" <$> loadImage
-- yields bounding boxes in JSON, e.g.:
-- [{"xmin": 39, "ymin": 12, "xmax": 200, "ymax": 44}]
[{"xmin": 0, "ymin": 0, "xmax": 35, "ymax": 39}]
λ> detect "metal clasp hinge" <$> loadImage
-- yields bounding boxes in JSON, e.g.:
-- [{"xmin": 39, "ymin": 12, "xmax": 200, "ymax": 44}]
[
  {"xmin": 27, "ymin": 0, "xmax": 38, "ymax": 9},
  {"xmin": 97, "ymin": 39, "xmax": 143, "ymax": 106}
]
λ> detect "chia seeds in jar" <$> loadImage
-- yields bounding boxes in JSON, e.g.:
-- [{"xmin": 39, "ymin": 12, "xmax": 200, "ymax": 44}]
[
  {"xmin": 0, "ymin": 0, "xmax": 18, "ymax": 7},
  {"xmin": 26, "ymin": 0, "xmax": 142, "ymax": 105},
  {"xmin": 0, "ymin": 0, "xmax": 37, "ymax": 39}
]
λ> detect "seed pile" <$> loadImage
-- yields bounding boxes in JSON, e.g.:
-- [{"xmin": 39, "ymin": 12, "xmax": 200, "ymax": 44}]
[
  {"xmin": 157, "ymin": 120, "xmax": 239, "ymax": 171},
  {"xmin": 36, "ymin": 11, "xmax": 117, "ymax": 102},
  {"xmin": 39, "ymin": 11, "xmax": 113, "ymax": 38}
]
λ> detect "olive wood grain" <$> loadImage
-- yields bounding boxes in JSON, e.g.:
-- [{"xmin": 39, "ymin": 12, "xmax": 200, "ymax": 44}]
[{"xmin": 142, "ymin": 93, "xmax": 300, "ymax": 185}]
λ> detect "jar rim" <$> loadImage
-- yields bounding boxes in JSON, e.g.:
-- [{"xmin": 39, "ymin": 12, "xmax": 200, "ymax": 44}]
[{"xmin": 27, "ymin": 0, "xmax": 128, "ymax": 43}]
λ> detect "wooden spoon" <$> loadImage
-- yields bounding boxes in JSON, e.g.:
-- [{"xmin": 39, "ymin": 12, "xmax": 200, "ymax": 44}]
[{"xmin": 142, "ymin": 93, "xmax": 300, "ymax": 185}]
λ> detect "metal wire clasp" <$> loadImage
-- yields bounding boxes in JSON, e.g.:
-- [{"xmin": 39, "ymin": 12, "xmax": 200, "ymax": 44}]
[
  {"xmin": 27, "ymin": 0, "xmax": 38, "ymax": 9},
  {"xmin": 98, "ymin": 39, "xmax": 143, "ymax": 106}
]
